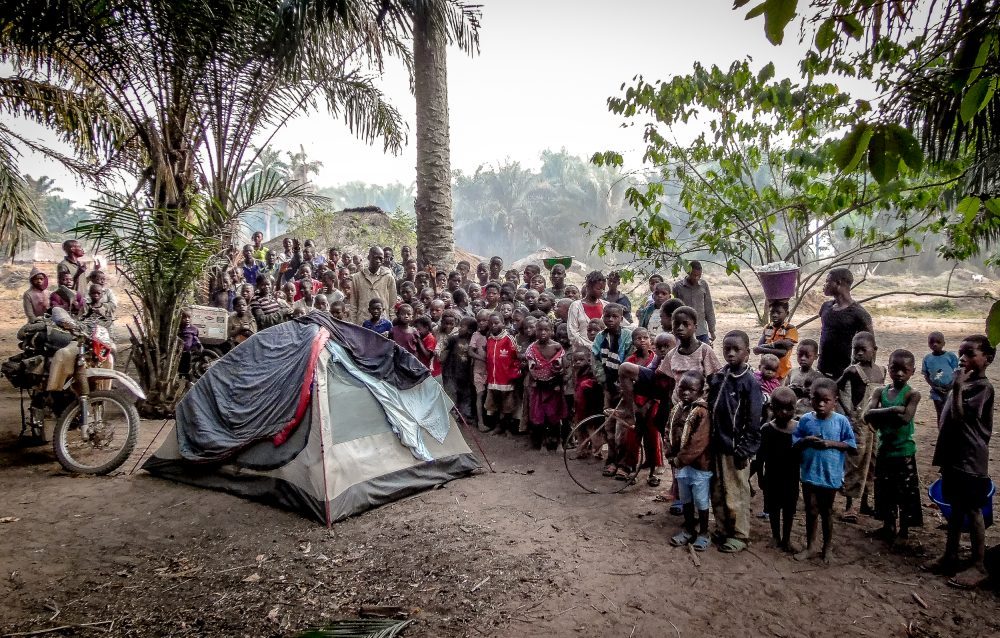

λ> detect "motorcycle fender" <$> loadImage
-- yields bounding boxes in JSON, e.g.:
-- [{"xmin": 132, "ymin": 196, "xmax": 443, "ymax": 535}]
[{"xmin": 84, "ymin": 369, "xmax": 147, "ymax": 401}]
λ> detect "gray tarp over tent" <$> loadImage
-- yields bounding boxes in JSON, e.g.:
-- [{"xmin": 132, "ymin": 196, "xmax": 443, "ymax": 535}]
[{"xmin": 144, "ymin": 316, "xmax": 479, "ymax": 524}]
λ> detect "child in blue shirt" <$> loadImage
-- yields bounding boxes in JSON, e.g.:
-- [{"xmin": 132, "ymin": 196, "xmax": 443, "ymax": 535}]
[
  {"xmin": 793, "ymin": 377, "xmax": 857, "ymax": 564},
  {"xmin": 361, "ymin": 297, "xmax": 392, "ymax": 338},
  {"xmin": 921, "ymin": 331, "xmax": 959, "ymax": 427}
]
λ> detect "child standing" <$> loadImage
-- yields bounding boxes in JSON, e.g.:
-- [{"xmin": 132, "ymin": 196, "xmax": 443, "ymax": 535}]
[
  {"xmin": 922, "ymin": 331, "xmax": 959, "ymax": 427},
  {"xmin": 864, "ymin": 349, "xmax": 923, "ymax": 545},
  {"xmin": 485, "ymin": 312, "xmax": 521, "ymax": 435},
  {"xmin": 784, "ymin": 339, "xmax": 822, "ymax": 417},
  {"xmin": 927, "ymin": 335, "xmax": 995, "ymax": 588},
  {"xmin": 793, "ymin": 378, "xmax": 857, "ymax": 563},
  {"xmin": 390, "ymin": 304, "xmax": 419, "ymax": 350},
  {"xmin": 666, "ymin": 370, "xmax": 713, "ymax": 552},
  {"xmin": 753, "ymin": 299, "xmax": 799, "ymax": 381},
  {"xmin": 525, "ymin": 318, "xmax": 568, "ymax": 451},
  {"xmin": 362, "ymin": 298, "xmax": 393, "ymax": 337},
  {"xmin": 707, "ymin": 330, "xmax": 764, "ymax": 553},
  {"xmin": 469, "ymin": 310, "xmax": 491, "ymax": 432},
  {"xmin": 622, "ymin": 328, "xmax": 663, "ymax": 486},
  {"xmin": 413, "ymin": 315, "xmax": 436, "ymax": 374},
  {"xmin": 592, "ymin": 304, "xmax": 633, "ymax": 479},
  {"xmin": 758, "ymin": 387, "xmax": 800, "ymax": 551},
  {"xmin": 442, "ymin": 316, "xmax": 476, "ymax": 423},
  {"xmin": 837, "ymin": 331, "xmax": 886, "ymax": 522}
]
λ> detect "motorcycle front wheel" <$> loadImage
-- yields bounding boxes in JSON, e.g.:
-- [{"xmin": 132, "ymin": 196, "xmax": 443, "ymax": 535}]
[{"xmin": 53, "ymin": 390, "xmax": 139, "ymax": 475}]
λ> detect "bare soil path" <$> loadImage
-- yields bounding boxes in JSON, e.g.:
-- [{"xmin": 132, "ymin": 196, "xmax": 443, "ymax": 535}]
[{"xmin": 1, "ymin": 305, "xmax": 998, "ymax": 637}]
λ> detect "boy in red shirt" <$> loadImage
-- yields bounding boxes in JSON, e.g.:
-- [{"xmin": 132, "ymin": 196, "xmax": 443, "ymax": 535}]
[{"xmin": 485, "ymin": 312, "xmax": 521, "ymax": 434}]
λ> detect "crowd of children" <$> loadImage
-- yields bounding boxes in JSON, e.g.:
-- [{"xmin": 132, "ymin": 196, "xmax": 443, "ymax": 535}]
[
  {"xmin": 25, "ymin": 238, "xmax": 995, "ymax": 586},
  {"xmin": 21, "ymin": 240, "xmax": 117, "ymax": 332}
]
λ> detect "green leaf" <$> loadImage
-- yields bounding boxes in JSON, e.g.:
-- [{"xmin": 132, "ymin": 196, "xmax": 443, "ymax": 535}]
[
  {"xmin": 744, "ymin": 2, "xmax": 767, "ymax": 20},
  {"xmin": 763, "ymin": 0, "xmax": 797, "ymax": 45},
  {"xmin": 985, "ymin": 198, "xmax": 1000, "ymax": 217},
  {"xmin": 987, "ymin": 300, "xmax": 1000, "ymax": 347},
  {"xmin": 757, "ymin": 61, "xmax": 775, "ymax": 83},
  {"xmin": 834, "ymin": 123, "xmax": 873, "ymax": 172},
  {"xmin": 867, "ymin": 128, "xmax": 899, "ymax": 184},
  {"xmin": 839, "ymin": 15, "xmax": 864, "ymax": 40},
  {"xmin": 968, "ymin": 33, "xmax": 995, "ymax": 85},
  {"xmin": 961, "ymin": 78, "xmax": 995, "ymax": 122},
  {"xmin": 887, "ymin": 124, "xmax": 923, "ymax": 172},
  {"xmin": 957, "ymin": 196, "xmax": 981, "ymax": 223},
  {"xmin": 816, "ymin": 18, "xmax": 837, "ymax": 51},
  {"xmin": 733, "ymin": 0, "xmax": 753, "ymax": 7}
]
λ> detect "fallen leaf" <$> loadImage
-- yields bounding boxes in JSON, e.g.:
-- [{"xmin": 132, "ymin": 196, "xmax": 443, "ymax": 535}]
[
  {"xmin": 0, "ymin": 517, "xmax": 21, "ymax": 524},
  {"xmin": 243, "ymin": 572, "xmax": 261, "ymax": 583},
  {"xmin": 267, "ymin": 605, "xmax": 280, "ymax": 621}
]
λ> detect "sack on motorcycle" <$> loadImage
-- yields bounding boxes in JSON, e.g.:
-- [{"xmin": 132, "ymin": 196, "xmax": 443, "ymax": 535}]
[{"xmin": 1, "ymin": 353, "xmax": 45, "ymax": 390}]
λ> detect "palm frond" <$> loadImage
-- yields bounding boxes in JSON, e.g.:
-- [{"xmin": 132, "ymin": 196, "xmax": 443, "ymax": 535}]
[{"xmin": 0, "ymin": 137, "xmax": 46, "ymax": 259}]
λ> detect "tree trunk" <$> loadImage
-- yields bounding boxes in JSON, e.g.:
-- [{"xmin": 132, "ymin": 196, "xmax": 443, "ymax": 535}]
[{"xmin": 414, "ymin": 3, "xmax": 455, "ymax": 269}]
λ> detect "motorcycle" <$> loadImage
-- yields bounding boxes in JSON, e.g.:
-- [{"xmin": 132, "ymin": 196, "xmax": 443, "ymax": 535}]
[{"xmin": 1, "ymin": 315, "xmax": 144, "ymax": 475}]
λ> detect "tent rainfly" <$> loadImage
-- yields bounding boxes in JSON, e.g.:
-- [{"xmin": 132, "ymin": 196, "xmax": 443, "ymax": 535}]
[{"xmin": 143, "ymin": 315, "xmax": 479, "ymax": 525}]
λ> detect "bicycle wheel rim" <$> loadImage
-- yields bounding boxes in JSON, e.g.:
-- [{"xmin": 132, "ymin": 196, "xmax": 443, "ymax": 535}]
[{"xmin": 563, "ymin": 414, "xmax": 644, "ymax": 495}]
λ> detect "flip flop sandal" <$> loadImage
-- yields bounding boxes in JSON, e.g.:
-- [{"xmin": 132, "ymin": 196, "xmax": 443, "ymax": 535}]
[
  {"xmin": 948, "ymin": 571, "xmax": 989, "ymax": 589},
  {"xmin": 692, "ymin": 535, "xmax": 711, "ymax": 552},
  {"xmin": 647, "ymin": 475, "xmax": 661, "ymax": 487},
  {"xmin": 839, "ymin": 513, "xmax": 859, "ymax": 523},
  {"xmin": 669, "ymin": 501, "xmax": 684, "ymax": 516},
  {"xmin": 670, "ymin": 530, "xmax": 694, "ymax": 546},
  {"xmin": 602, "ymin": 465, "xmax": 617, "ymax": 477},
  {"xmin": 614, "ymin": 468, "xmax": 630, "ymax": 481},
  {"xmin": 719, "ymin": 538, "xmax": 747, "ymax": 553}
]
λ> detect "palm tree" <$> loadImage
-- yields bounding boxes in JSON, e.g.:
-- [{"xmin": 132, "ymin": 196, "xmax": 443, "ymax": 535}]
[
  {"xmin": 1, "ymin": 0, "xmax": 418, "ymax": 413},
  {"xmin": 411, "ymin": 1, "xmax": 481, "ymax": 268},
  {"xmin": 243, "ymin": 146, "xmax": 291, "ymax": 239},
  {"xmin": 286, "ymin": 145, "xmax": 324, "ymax": 222},
  {"xmin": 0, "ymin": 144, "xmax": 46, "ymax": 260}
]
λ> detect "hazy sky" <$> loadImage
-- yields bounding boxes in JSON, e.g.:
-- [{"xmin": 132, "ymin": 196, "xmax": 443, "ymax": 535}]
[{"xmin": 15, "ymin": 1, "xmax": 812, "ymax": 205}]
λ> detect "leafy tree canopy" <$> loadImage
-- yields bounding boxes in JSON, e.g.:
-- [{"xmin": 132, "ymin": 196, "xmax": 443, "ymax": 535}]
[{"xmin": 592, "ymin": 59, "xmax": 954, "ymax": 321}]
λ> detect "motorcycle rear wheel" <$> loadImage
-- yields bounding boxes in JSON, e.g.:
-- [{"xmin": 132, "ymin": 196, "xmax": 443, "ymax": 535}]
[{"xmin": 53, "ymin": 390, "xmax": 139, "ymax": 475}]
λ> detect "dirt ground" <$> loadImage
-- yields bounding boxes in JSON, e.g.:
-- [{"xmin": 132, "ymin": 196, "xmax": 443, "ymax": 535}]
[{"xmin": 1, "ymin": 267, "xmax": 999, "ymax": 637}]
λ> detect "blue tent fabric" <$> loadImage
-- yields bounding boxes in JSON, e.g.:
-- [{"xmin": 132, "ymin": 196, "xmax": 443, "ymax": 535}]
[
  {"xmin": 174, "ymin": 315, "xmax": 432, "ymax": 463},
  {"xmin": 294, "ymin": 313, "xmax": 429, "ymax": 390},
  {"xmin": 174, "ymin": 321, "xmax": 320, "ymax": 462}
]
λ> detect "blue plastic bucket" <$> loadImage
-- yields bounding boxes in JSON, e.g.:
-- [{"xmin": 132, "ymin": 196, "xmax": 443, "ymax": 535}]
[{"xmin": 928, "ymin": 478, "xmax": 995, "ymax": 530}]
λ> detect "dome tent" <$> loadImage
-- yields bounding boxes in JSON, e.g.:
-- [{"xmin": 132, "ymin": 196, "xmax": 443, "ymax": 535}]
[{"xmin": 143, "ymin": 315, "xmax": 479, "ymax": 525}]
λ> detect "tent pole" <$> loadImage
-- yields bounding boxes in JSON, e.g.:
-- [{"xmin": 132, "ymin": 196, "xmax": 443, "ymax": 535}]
[{"xmin": 452, "ymin": 410, "xmax": 495, "ymax": 473}]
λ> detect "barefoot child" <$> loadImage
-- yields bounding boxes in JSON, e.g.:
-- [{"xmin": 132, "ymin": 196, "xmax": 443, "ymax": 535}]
[
  {"xmin": 708, "ymin": 330, "xmax": 763, "ymax": 553},
  {"xmin": 525, "ymin": 318, "xmax": 568, "ymax": 451},
  {"xmin": 469, "ymin": 310, "xmax": 491, "ymax": 432},
  {"xmin": 793, "ymin": 378, "xmax": 857, "ymax": 563},
  {"xmin": 413, "ymin": 315, "xmax": 436, "ymax": 374},
  {"xmin": 927, "ymin": 335, "xmax": 995, "ymax": 588},
  {"xmin": 837, "ymin": 331, "xmax": 886, "ymax": 522},
  {"xmin": 593, "ymin": 304, "xmax": 633, "ymax": 479},
  {"xmin": 666, "ymin": 370, "xmax": 713, "ymax": 552},
  {"xmin": 391, "ymin": 304, "xmax": 421, "ymax": 357},
  {"xmin": 864, "ymin": 349, "xmax": 923, "ymax": 544},
  {"xmin": 922, "ymin": 331, "xmax": 959, "ymax": 428},
  {"xmin": 759, "ymin": 387, "xmax": 800, "ymax": 550},
  {"xmin": 622, "ymin": 328, "xmax": 663, "ymax": 486},
  {"xmin": 485, "ymin": 312, "xmax": 521, "ymax": 435}
]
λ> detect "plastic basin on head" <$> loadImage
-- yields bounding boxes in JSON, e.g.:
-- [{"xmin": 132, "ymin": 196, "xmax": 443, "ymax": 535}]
[
  {"xmin": 928, "ymin": 478, "xmax": 995, "ymax": 531},
  {"xmin": 756, "ymin": 268, "xmax": 799, "ymax": 301},
  {"xmin": 542, "ymin": 256, "xmax": 574, "ymax": 271}
]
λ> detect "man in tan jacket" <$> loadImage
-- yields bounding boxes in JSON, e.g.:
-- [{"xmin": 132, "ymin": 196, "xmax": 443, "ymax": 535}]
[{"xmin": 351, "ymin": 246, "xmax": 397, "ymax": 323}]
